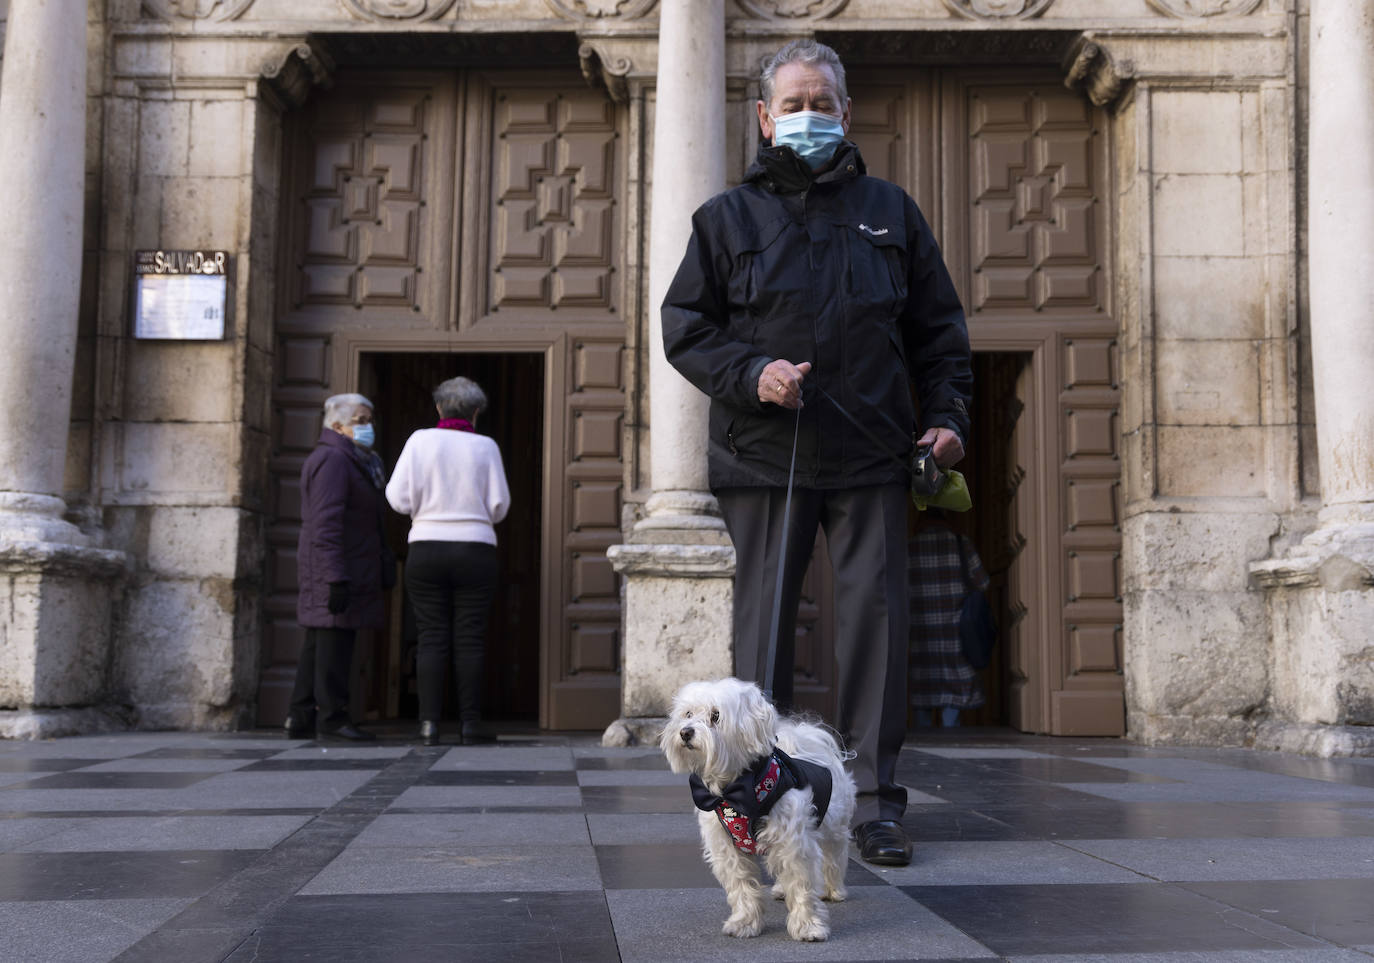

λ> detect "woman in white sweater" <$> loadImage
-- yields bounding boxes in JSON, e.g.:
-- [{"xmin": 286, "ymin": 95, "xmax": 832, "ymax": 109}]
[{"xmin": 386, "ymin": 376, "xmax": 511, "ymax": 745}]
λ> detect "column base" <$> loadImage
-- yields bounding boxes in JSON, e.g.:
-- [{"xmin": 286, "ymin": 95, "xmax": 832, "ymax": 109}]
[
  {"xmin": 1251, "ymin": 517, "xmax": 1374, "ymax": 740},
  {"xmin": 0, "ymin": 706, "xmax": 135, "ymax": 740},
  {"xmin": 0, "ymin": 534, "xmax": 130, "ymax": 719},
  {"xmin": 605, "ymin": 541, "xmax": 735, "ymax": 741},
  {"xmin": 1253, "ymin": 720, "xmax": 1374, "ymax": 758}
]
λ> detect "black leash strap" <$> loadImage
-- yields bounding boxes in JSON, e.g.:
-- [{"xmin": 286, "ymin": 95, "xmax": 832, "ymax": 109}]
[
  {"xmin": 810, "ymin": 382, "xmax": 910, "ymax": 477},
  {"xmin": 763, "ymin": 405, "xmax": 801, "ymax": 701}
]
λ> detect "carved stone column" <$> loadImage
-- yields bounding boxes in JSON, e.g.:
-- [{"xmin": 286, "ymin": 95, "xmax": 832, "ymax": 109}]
[
  {"xmin": 0, "ymin": 0, "xmax": 128, "ymax": 739},
  {"xmin": 1250, "ymin": 0, "xmax": 1374, "ymax": 756},
  {"xmin": 605, "ymin": 0, "xmax": 732, "ymax": 744}
]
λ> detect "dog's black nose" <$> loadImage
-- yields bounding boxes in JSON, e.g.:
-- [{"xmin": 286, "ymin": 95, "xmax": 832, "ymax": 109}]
[{"xmin": 680, "ymin": 726, "xmax": 694, "ymax": 743}]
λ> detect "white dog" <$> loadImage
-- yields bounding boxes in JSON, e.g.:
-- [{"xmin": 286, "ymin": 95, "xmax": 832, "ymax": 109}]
[{"xmin": 660, "ymin": 677, "xmax": 858, "ymax": 942}]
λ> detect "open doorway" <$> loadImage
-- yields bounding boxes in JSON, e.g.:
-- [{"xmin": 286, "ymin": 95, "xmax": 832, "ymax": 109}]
[
  {"xmin": 907, "ymin": 350, "xmax": 1029, "ymax": 729},
  {"xmin": 357, "ymin": 351, "xmax": 545, "ymax": 726}
]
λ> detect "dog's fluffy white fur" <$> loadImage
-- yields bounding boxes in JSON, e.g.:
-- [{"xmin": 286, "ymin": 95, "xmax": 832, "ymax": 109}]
[{"xmin": 660, "ymin": 677, "xmax": 857, "ymax": 942}]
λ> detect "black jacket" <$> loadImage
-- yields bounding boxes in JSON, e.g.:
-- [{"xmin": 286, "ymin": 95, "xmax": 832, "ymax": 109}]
[{"xmin": 662, "ymin": 141, "xmax": 972, "ymax": 490}]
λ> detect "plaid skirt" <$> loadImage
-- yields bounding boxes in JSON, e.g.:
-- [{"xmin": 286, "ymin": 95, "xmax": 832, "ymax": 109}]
[{"xmin": 908, "ymin": 528, "xmax": 989, "ymax": 710}]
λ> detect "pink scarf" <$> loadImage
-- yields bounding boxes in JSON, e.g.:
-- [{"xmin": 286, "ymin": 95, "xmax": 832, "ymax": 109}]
[{"xmin": 437, "ymin": 418, "xmax": 475, "ymax": 432}]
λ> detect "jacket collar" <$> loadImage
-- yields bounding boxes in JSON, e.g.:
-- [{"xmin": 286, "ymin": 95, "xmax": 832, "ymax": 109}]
[{"xmin": 744, "ymin": 140, "xmax": 867, "ymax": 195}]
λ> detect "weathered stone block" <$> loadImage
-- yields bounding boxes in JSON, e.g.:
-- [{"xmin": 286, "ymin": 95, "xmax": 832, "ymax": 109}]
[
  {"xmin": 1157, "ymin": 425, "xmax": 1266, "ymax": 497},
  {"xmin": 115, "ymin": 576, "xmax": 238, "ymax": 712},
  {"xmin": 159, "ymin": 176, "xmax": 242, "ymax": 250},
  {"xmin": 1153, "ymin": 174, "xmax": 1245, "ymax": 258},
  {"xmin": 138, "ymin": 98, "xmax": 191, "ymax": 177},
  {"xmin": 146, "ymin": 507, "xmax": 242, "ymax": 580},
  {"xmin": 124, "ymin": 341, "xmax": 237, "ymax": 423},
  {"xmin": 1153, "ymin": 256, "xmax": 1266, "ymax": 341},
  {"xmin": 189, "ymin": 98, "xmax": 245, "ymax": 178},
  {"xmin": 1124, "ymin": 587, "xmax": 1269, "ymax": 728},
  {"xmin": 1155, "ymin": 339, "xmax": 1260, "ymax": 426},
  {"xmin": 103, "ymin": 421, "xmax": 239, "ymax": 497},
  {"xmin": 1123, "ymin": 510, "xmax": 1279, "ymax": 593},
  {"xmin": 1152, "ymin": 89, "xmax": 1243, "ymax": 175}
]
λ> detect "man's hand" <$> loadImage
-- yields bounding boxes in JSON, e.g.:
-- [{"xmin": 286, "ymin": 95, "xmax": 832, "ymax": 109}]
[
  {"xmin": 758, "ymin": 360, "xmax": 812, "ymax": 410},
  {"xmin": 918, "ymin": 427, "xmax": 964, "ymax": 468}
]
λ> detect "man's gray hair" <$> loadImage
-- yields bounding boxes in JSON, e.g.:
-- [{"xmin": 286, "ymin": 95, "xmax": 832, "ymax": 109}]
[
  {"xmin": 322, "ymin": 393, "xmax": 372, "ymax": 429},
  {"xmin": 433, "ymin": 376, "xmax": 487, "ymax": 420},
  {"xmin": 759, "ymin": 39, "xmax": 848, "ymax": 109}
]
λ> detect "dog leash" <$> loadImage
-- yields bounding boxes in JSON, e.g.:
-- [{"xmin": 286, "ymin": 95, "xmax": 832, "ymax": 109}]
[{"xmin": 763, "ymin": 404, "xmax": 801, "ymax": 702}]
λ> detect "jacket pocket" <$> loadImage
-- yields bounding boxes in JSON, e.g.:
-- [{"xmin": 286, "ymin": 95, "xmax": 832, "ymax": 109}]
[{"xmin": 844, "ymin": 221, "xmax": 908, "ymax": 319}]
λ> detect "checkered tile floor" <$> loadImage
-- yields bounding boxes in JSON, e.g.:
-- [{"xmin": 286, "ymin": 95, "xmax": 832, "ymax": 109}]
[{"xmin": 3, "ymin": 728, "xmax": 1374, "ymax": 962}]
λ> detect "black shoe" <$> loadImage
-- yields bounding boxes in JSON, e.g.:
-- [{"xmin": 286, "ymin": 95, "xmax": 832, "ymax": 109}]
[
  {"xmin": 461, "ymin": 721, "xmax": 497, "ymax": 745},
  {"xmin": 283, "ymin": 714, "xmax": 314, "ymax": 739},
  {"xmin": 318, "ymin": 723, "xmax": 376, "ymax": 742},
  {"xmin": 419, "ymin": 720, "xmax": 440, "ymax": 746},
  {"xmin": 853, "ymin": 820, "xmax": 912, "ymax": 866}
]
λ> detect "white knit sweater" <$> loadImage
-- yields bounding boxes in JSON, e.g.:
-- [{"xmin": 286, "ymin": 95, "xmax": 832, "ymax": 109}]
[{"xmin": 385, "ymin": 429, "xmax": 511, "ymax": 544}]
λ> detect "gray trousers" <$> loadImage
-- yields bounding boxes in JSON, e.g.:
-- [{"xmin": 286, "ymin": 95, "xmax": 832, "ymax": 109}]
[{"xmin": 716, "ymin": 484, "xmax": 910, "ymax": 824}]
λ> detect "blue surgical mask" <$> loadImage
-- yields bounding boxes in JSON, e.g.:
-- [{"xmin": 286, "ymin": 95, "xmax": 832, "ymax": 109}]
[
  {"xmin": 770, "ymin": 110, "xmax": 846, "ymax": 169},
  {"xmin": 351, "ymin": 423, "xmax": 375, "ymax": 449}
]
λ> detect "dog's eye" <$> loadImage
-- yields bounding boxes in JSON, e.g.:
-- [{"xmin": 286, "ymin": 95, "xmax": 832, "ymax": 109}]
[{"xmin": 709, "ymin": 709, "xmax": 720, "ymax": 726}]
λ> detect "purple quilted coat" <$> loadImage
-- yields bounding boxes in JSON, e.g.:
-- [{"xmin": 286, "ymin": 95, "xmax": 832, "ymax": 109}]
[{"xmin": 295, "ymin": 430, "xmax": 387, "ymax": 629}]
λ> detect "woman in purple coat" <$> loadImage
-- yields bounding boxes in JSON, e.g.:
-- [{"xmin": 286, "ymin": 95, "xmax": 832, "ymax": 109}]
[{"xmin": 285, "ymin": 393, "xmax": 392, "ymax": 741}]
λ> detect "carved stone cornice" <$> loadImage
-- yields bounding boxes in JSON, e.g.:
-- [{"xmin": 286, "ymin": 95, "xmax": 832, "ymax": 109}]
[
  {"xmin": 547, "ymin": 0, "xmax": 658, "ymax": 19},
  {"xmin": 141, "ymin": 0, "xmax": 255, "ymax": 19},
  {"xmin": 577, "ymin": 36, "xmax": 657, "ymax": 102},
  {"xmin": 941, "ymin": 0, "xmax": 1055, "ymax": 19},
  {"xmin": 1063, "ymin": 35, "xmax": 1135, "ymax": 109},
  {"xmin": 338, "ymin": 0, "xmax": 459, "ymax": 21},
  {"xmin": 261, "ymin": 41, "xmax": 335, "ymax": 110},
  {"xmin": 735, "ymin": 0, "xmax": 848, "ymax": 18},
  {"xmin": 1145, "ymin": 0, "xmax": 1264, "ymax": 17}
]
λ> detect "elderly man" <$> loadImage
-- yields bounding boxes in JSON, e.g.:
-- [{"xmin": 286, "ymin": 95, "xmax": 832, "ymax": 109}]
[{"xmin": 662, "ymin": 39, "xmax": 972, "ymax": 866}]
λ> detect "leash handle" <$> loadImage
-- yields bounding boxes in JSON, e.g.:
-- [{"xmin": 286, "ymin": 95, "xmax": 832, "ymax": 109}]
[{"xmin": 763, "ymin": 404, "xmax": 801, "ymax": 701}]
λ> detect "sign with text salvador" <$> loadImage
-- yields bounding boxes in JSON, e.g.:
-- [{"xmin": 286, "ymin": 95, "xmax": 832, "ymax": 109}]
[{"xmin": 133, "ymin": 250, "xmax": 231, "ymax": 340}]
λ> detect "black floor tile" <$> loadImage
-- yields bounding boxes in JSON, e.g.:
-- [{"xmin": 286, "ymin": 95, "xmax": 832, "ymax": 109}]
[
  {"xmin": 1182, "ymin": 878, "xmax": 1374, "ymax": 946},
  {"xmin": 1, "ymin": 771, "xmax": 219, "ymax": 790},
  {"xmin": 0, "ymin": 850, "xmax": 263, "ymax": 900},
  {"xmin": 965, "ymin": 757, "xmax": 1182, "ymax": 783},
  {"xmin": 238, "ymin": 759, "xmax": 392, "ymax": 772},
  {"xmin": 221, "ymin": 892, "xmax": 619, "ymax": 963},
  {"xmin": 579, "ymin": 784, "xmax": 689, "ymax": 814},
  {"xmin": 575, "ymin": 755, "xmax": 670, "ymax": 771},
  {"xmin": 902, "ymin": 882, "xmax": 1327, "ymax": 956},
  {"xmin": 130, "ymin": 747, "xmax": 282, "ymax": 760},
  {"xmin": 900, "ymin": 806, "xmax": 1032, "ymax": 842},
  {"xmin": 0, "ymin": 758, "xmax": 112, "ymax": 772},
  {"xmin": 416, "ymin": 769, "xmax": 579, "ymax": 787},
  {"xmin": 977, "ymin": 800, "xmax": 1374, "ymax": 840}
]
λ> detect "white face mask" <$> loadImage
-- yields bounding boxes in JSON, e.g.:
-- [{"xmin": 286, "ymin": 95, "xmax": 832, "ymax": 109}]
[{"xmin": 769, "ymin": 110, "xmax": 846, "ymax": 168}]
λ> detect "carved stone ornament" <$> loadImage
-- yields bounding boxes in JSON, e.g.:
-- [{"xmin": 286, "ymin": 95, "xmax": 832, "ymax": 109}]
[
  {"xmin": 142, "ymin": 0, "xmax": 256, "ymax": 19},
  {"xmin": 942, "ymin": 0, "xmax": 1055, "ymax": 19},
  {"xmin": 735, "ymin": 0, "xmax": 850, "ymax": 19},
  {"xmin": 545, "ymin": 0, "xmax": 658, "ymax": 19},
  {"xmin": 1145, "ymin": 0, "xmax": 1263, "ymax": 16},
  {"xmin": 1063, "ymin": 36, "xmax": 1135, "ymax": 109},
  {"xmin": 338, "ymin": 0, "xmax": 460, "ymax": 21},
  {"xmin": 579, "ymin": 42, "xmax": 634, "ymax": 103}
]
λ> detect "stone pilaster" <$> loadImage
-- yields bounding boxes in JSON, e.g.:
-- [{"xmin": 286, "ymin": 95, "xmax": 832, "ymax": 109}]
[
  {"xmin": 604, "ymin": 0, "xmax": 732, "ymax": 746},
  {"xmin": 0, "ymin": 0, "xmax": 129, "ymax": 739},
  {"xmin": 1250, "ymin": 0, "xmax": 1374, "ymax": 756}
]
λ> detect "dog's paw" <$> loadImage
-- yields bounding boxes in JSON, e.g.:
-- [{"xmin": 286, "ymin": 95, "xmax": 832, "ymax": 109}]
[
  {"xmin": 822, "ymin": 885, "xmax": 848, "ymax": 902},
  {"xmin": 786, "ymin": 915, "xmax": 829, "ymax": 942},
  {"xmin": 722, "ymin": 915, "xmax": 764, "ymax": 938}
]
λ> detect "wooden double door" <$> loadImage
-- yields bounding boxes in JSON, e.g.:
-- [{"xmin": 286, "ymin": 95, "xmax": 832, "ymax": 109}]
[
  {"xmin": 258, "ymin": 69, "xmax": 626, "ymax": 731},
  {"xmin": 792, "ymin": 70, "xmax": 1125, "ymax": 736}
]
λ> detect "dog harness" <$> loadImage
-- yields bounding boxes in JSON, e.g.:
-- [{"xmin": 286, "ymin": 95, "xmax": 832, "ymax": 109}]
[{"xmin": 688, "ymin": 747, "xmax": 833, "ymax": 855}]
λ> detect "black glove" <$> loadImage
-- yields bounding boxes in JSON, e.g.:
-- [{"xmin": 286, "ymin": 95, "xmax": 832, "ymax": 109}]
[{"xmin": 327, "ymin": 581, "xmax": 350, "ymax": 615}]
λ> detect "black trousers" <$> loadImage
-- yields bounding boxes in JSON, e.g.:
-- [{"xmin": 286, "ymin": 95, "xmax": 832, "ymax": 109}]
[
  {"xmin": 289, "ymin": 626, "xmax": 356, "ymax": 729},
  {"xmin": 405, "ymin": 540, "xmax": 499, "ymax": 723},
  {"xmin": 717, "ymin": 484, "xmax": 910, "ymax": 824}
]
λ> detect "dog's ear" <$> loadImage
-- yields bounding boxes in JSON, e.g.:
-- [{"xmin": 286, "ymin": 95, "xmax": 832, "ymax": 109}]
[{"xmin": 740, "ymin": 683, "xmax": 777, "ymax": 755}]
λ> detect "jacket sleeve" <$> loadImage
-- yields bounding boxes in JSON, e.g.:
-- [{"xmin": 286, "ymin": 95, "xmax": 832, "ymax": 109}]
[
  {"xmin": 661, "ymin": 204, "xmax": 773, "ymax": 411},
  {"xmin": 384, "ymin": 437, "xmax": 415, "ymax": 516},
  {"xmin": 306, "ymin": 449, "xmax": 351, "ymax": 585},
  {"xmin": 486, "ymin": 441, "xmax": 511, "ymax": 525},
  {"xmin": 902, "ymin": 196, "xmax": 972, "ymax": 444}
]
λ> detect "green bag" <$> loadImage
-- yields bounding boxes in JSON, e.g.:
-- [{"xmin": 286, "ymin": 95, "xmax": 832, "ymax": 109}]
[{"xmin": 912, "ymin": 469, "xmax": 972, "ymax": 512}]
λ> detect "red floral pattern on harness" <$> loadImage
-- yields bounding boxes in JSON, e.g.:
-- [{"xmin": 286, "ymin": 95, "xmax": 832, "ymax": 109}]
[{"xmin": 712, "ymin": 757, "xmax": 782, "ymax": 854}]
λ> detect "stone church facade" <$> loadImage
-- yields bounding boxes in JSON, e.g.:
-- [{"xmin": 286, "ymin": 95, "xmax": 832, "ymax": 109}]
[{"xmin": 0, "ymin": 0, "xmax": 1369, "ymax": 755}]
